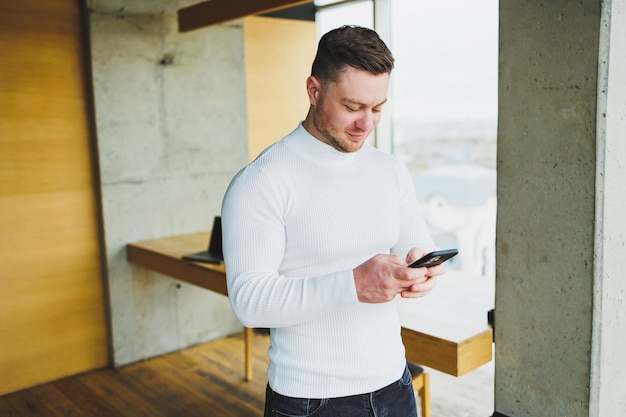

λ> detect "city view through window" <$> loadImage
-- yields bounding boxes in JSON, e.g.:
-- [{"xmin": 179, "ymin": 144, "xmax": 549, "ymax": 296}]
[{"xmin": 315, "ymin": 0, "xmax": 498, "ymax": 278}]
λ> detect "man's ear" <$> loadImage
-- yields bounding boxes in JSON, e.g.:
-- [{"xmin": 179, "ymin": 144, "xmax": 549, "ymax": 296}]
[{"xmin": 306, "ymin": 75, "xmax": 321, "ymax": 105}]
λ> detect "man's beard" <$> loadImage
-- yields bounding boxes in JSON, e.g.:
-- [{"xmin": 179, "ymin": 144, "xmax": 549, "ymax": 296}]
[{"xmin": 312, "ymin": 108, "xmax": 364, "ymax": 153}]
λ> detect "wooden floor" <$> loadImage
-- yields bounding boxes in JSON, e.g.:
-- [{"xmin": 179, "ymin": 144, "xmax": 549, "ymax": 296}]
[{"xmin": 0, "ymin": 332, "xmax": 494, "ymax": 417}]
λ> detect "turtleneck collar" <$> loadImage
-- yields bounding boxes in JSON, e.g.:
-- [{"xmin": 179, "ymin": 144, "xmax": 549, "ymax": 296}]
[{"xmin": 283, "ymin": 122, "xmax": 359, "ymax": 168}]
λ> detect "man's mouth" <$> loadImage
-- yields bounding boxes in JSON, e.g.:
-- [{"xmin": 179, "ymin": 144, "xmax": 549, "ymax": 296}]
[{"xmin": 347, "ymin": 131, "xmax": 367, "ymax": 141}]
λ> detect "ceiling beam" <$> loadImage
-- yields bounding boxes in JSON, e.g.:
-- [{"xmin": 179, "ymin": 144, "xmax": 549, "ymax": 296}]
[{"xmin": 178, "ymin": 0, "xmax": 313, "ymax": 33}]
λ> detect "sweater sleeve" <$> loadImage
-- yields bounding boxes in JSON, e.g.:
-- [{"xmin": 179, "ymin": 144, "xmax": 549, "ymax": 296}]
[
  {"xmin": 221, "ymin": 166, "xmax": 359, "ymax": 329},
  {"xmin": 391, "ymin": 157, "xmax": 438, "ymax": 258}
]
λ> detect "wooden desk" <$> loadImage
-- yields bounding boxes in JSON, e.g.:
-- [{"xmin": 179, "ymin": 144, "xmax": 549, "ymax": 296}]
[
  {"xmin": 127, "ymin": 231, "xmax": 228, "ymax": 295},
  {"xmin": 398, "ymin": 272, "xmax": 494, "ymax": 376},
  {"xmin": 127, "ymin": 232, "xmax": 493, "ymax": 379},
  {"xmin": 126, "ymin": 232, "xmax": 257, "ymax": 379}
]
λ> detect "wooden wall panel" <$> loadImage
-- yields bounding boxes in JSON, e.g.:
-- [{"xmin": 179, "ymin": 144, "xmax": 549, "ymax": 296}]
[
  {"xmin": 243, "ymin": 16, "xmax": 316, "ymax": 161},
  {"xmin": 0, "ymin": 0, "xmax": 108, "ymax": 395}
]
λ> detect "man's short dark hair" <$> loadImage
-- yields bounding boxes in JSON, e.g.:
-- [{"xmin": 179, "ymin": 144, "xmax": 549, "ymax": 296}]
[{"xmin": 311, "ymin": 25, "xmax": 395, "ymax": 85}]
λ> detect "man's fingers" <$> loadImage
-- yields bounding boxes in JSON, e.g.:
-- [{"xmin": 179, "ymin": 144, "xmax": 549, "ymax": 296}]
[{"xmin": 400, "ymin": 276, "xmax": 437, "ymax": 298}]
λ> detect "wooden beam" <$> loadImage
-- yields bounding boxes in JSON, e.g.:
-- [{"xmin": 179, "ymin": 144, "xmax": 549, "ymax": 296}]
[{"xmin": 178, "ymin": 0, "xmax": 312, "ymax": 33}]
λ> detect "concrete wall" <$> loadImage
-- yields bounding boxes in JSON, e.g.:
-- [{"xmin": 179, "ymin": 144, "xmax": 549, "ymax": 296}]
[
  {"xmin": 591, "ymin": 1, "xmax": 626, "ymax": 414},
  {"xmin": 496, "ymin": 0, "xmax": 626, "ymax": 415},
  {"xmin": 87, "ymin": 0, "xmax": 248, "ymax": 366}
]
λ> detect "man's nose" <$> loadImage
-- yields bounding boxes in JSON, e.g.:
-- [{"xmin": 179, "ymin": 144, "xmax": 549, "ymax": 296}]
[{"xmin": 356, "ymin": 111, "xmax": 376, "ymax": 131}]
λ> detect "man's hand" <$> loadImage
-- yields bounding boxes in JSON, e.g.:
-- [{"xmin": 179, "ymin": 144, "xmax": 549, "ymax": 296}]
[
  {"xmin": 400, "ymin": 248, "xmax": 445, "ymax": 298},
  {"xmin": 353, "ymin": 249, "xmax": 443, "ymax": 303}
]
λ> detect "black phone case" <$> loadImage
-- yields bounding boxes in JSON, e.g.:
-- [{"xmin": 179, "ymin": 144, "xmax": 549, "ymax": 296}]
[{"xmin": 408, "ymin": 248, "xmax": 458, "ymax": 268}]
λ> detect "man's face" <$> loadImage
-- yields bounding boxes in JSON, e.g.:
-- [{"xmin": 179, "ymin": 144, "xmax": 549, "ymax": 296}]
[{"xmin": 308, "ymin": 67, "xmax": 389, "ymax": 153}]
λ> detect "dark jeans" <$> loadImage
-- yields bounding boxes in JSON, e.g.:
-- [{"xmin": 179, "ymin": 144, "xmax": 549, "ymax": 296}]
[{"xmin": 264, "ymin": 364, "xmax": 417, "ymax": 417}]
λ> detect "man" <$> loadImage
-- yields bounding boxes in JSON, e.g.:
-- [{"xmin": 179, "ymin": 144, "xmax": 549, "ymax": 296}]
[{"xmin": 222, "ymin": 25, "xmax": 444, "ymax": 417}]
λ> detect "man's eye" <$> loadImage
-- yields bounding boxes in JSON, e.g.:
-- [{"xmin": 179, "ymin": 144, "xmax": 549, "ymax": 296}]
[{"xmin": 346, "ymin": 106, "xmax": 358, "ymax": 112}]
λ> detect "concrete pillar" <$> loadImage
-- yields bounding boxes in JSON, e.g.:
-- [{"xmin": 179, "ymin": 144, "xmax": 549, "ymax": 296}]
[{"xmin": 495, "ymin": 1, "xmax": 626, "ymax": 416}]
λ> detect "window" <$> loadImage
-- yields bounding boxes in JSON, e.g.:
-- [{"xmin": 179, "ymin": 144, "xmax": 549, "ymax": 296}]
[
  {"xmin": 314, "ymin": 0, "xmax": 373, "ymax": 37},
  {"xmin": 316, "ymin": 0, "xmax": 498, "ymax": 278}
]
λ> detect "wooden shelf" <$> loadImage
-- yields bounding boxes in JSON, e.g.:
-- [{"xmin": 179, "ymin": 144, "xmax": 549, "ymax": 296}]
[
  {"xmin": 127, "ymin": 232, "xmax": 228, "ymax": 296},
  {"xmin": 178, "ymin": 0, "xmax": 311, "ymax": 32}
]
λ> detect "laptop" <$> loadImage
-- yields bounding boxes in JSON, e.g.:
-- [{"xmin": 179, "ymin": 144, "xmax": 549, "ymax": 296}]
[{"xmin": 182, "ymin": 216, "xmax": 223, "ymax": 264}]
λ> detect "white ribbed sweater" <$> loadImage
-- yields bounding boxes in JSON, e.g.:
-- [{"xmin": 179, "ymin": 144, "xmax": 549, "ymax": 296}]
[{"xmin": 221, "ymin": 123, "xmax": 436, "ymax": 398}]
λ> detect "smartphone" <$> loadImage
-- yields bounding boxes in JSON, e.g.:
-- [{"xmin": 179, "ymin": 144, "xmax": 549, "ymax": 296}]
[{"xmin": 408, "ymin": 248, "xmax": 458, "ymax": 268}]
